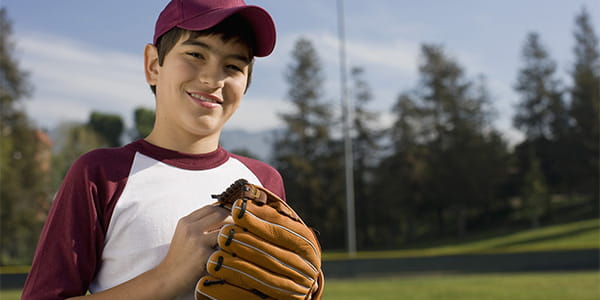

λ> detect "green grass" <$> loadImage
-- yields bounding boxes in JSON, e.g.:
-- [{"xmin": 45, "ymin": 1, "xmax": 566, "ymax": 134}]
[
  {"xmin": 2, "ymin": 219, "xmax": 598, "ymax": 299},
  {"xmin": 3, "ymin": 272, "xmax": 598, "ymax": 300},
  {"xmin": 6, "ymin": 272, "xmax": 594, "ymax": 300},
  {"xmin": 323, "ymin": 271, "xmax": 600, "ymax": 300},
  {"xmin": 0, "ymin": 289, "xmax": 21, "ymax": 300},
  {"xmin": 324, "ymin": 218, "xmax": 600, "ymax": 260}
]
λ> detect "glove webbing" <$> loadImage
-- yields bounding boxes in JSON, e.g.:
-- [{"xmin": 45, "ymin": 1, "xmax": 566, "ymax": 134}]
[{"xmin": 212, "ymin": 178, "xmax": 265, "ymax": 204}]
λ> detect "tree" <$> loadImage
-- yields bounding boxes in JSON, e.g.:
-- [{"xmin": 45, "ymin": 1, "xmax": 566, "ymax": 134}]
[
  {"xmin": 513, "ymin": 33, "xmax": 567, "ymax": 141},
  {"xmin": 133, "ymin": 107, "xmax": 155, "ymax": 140},
  {"xmin": 87, "ymin": 111, "xmax": 124, "ymax": 147},
  {"xmin": 371, "ymin": 94, "xmax": 429, "ymax": 246},
  {"xmin": 513, "ymin": 32, "xmax": 569, "ymax": 206},
  {"xmin": 0, "ymin": 8, "xmax": 50, "ymax": 264},
  {"xmin": 569, "ymin": 8, "xmax": 599, "ymax": 202},
  {"xmin": 376, "ymin": 44, "xmax": 509, "ymax": 240},
  {"xmin": 50, "ymin": 122, "xmax": 105, "ymax": 190},
  {"xmin": 521, "ymin": 152, "xmax": 548, "ymax": 228},
  {"xmin": 272, "ymin": 38, "xmax": 344, "ymax": 249},
  {"xmin": 347, "ymin": 67, "xmax": 383, "ymax": 248},
  {"xmin": 420, "ymin": 45, "xmax": 506, "ymax": 237}
]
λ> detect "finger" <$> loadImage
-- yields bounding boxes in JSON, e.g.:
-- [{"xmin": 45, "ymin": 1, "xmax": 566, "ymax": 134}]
[
  {"xmin": 231, "ymin": 199, "xmax": 321, "ymax": 268},
  {"xmin": 178, "ymin": 206, "xmax": 231, "ymax": 235},
  {"xmin": 203, "ymin": 214, "xmax": 234, "ymax": 234},
  {"xmin": 185, "ymin": 204, "xmax": 229, "ymax": 222},
  {"xmin": 206, "ymin": 251, "xmax": 311, "ymax": 300},
  {"xmin": 196, "ymin": 275, "xmax": 274, "ymax": 300},
  {"xmin": 202, "ymin": 230, "xmax": 220, "ymax": 249},
  {"xmin": 217, "ymin": 224, "xmax": 317, "ymax": 287}
]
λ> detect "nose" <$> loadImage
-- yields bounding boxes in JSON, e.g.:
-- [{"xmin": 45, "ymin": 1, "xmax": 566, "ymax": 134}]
[{"xmin": 198, "ymin": 61, "xmax": 225, "ymax": 90}]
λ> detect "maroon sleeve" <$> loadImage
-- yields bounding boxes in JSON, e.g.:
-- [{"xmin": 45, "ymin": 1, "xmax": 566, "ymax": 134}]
[
  {"xmin": 232, "ymin": 154, "xmax": 286, "ymax": 201},
  {"xmin": 22, "ymin": 147, "xmax": 132, "ymax": 300}
]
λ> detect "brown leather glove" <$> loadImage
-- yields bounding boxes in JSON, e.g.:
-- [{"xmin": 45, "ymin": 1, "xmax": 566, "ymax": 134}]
[{"xmin": 196, "ymin": 179, "xmax": 324, "ymax": 300}]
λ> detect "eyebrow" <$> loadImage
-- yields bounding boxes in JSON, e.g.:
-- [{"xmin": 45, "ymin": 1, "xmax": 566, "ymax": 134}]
[{"xmin": 182, "ymin": 39, "xmax": 251, "ymax": 64}]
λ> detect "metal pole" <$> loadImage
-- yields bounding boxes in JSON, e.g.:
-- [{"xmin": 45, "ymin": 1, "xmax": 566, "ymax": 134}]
[{"xmin": 336, "ymin": 0, "xmax": 356, "ymax": 256}]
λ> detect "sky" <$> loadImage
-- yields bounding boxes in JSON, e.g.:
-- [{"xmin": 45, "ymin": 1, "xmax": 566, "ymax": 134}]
[{"xmin": 2, "ymin": 1, "xmax": 599, "ymax": 146}]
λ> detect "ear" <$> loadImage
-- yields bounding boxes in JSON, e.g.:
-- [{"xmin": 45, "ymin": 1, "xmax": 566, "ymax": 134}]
[{"xmin": 144, "ymin": 44, "xmax": 160, "ymax": 86}]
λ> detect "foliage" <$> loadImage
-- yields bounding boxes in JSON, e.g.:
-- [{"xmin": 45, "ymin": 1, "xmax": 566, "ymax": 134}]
[
  {"xmin": 87, "ymin": 111, "xmax": 124, "ymax": 147},
  {"xmin": 348, "ymin": 67, "xmax": 384, "ymax": 248},
  {"xmin": 49, "ymin": 122, "xmax": 105, "ymax": 190},
  {"xmin": 568, "ymin": 8, "xmax": 600, "ymax": 202},
  {"xmin": 133, "ymin": 107, "xmax": 155, "ymax": 140},
  {"xmin": 272, "ymin": 38, "xmax": 346, "ymax": 249},
  {"xmin": 513, "ymin": 33, "xmax": 567, "ymax": 141},
  {"xmin": 371, "ymin": 44, "xmax": 510, "ymax": 246},
  {"xmin": 0, "ymin": 6, "xmax": 598, "ymax": 264},
  {"xmin": 0, "ymin": 8, "xmax": 50, "ymax": 265},
  {"xmin": 273, "ymin": 10, "xmax": 599, "ymax": 251},
  {"xmin": 520, "ymin": 152, "xmax": 548, "ymax": 228},
  {"xmin": 511, "ymin": 9, "xmax": 599, "ymax": 219}
]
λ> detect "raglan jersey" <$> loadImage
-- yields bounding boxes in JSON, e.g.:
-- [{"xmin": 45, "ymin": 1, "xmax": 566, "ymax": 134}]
[{"xmin": 21, "ymin": 139, "xmax": 285, "ymax": 300}]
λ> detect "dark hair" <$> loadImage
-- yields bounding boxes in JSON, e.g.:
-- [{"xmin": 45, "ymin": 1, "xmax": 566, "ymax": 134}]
[{"xmin": 150, "ymin": 15, "xmax": 256, "ymax": 94}]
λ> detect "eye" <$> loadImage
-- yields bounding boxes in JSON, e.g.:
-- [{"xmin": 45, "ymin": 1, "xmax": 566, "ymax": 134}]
[
  {"xmin": 186, "ymin": 52, "xmax": 204, "ymax": 59},
  {"xmin": 226, "ymin": 64, "xmax": 243, "ymax": 72}
]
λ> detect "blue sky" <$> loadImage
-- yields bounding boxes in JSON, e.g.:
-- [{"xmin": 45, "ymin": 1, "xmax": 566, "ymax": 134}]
[{"xmin": 3, "ymin": 1, "xmax": 599, "ymax": 145}]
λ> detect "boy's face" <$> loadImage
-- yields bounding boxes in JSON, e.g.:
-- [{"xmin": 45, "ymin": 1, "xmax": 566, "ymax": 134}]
[{"xmin": 145, "ymin": 32, "xmax": 251, "ymax": 141}]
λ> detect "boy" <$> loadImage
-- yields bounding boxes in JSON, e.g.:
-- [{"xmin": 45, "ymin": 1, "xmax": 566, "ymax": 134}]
[{"xmin": 22, "ymin": 0, "xmax": 281, "ymax": 299}]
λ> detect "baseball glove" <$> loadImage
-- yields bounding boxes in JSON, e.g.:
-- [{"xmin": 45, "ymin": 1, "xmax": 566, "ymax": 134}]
[{"xmin": 195, "ymin": 179, "xmax": 324, "ymax": 300}]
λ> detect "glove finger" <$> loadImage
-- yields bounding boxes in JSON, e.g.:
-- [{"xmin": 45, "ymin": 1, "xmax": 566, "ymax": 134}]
[
  {"xmin": 206, "ymin": 250, "xmax": 311, "ymax": 300},
  {"xmin": 196, "ymin": 275, "xmax": 274, "ymax": 300},
  {"xmin": 218, "ymin": 224, "xmax": 318, "ymax": 287},
  {"xmin": 232, "ymin": 199, "xmax": 321, "ymax": 269}
]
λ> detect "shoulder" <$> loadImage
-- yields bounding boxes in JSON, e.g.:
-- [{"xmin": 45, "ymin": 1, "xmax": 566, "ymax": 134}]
[
  {"xmin": 67, "ymin": 142, "xmax": 139, "ymax": 183},
  {"xmin": 231, "ymin": 154, "xmax": 286, "ymax": 200}
]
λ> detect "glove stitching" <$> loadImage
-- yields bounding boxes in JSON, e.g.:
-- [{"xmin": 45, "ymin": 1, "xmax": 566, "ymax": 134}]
[
  {"xmin": 233, "ymin": 204, "xmax": 320, "ymax": 270},
  {"xmin": 217, "ymin": 231, "xmax": 315, "ymax": 285},
  {"xmin": 251, "ymin": 289, "xmax": 269, "ymax": 299},
  {"xmin": 207, "ymin": 261, "xmax": 309, "ymax": 297},
  {"xmin": 225, "ymin": 228, "xmax": 235, "ymax": 246},
  {"xmin": 202, "ymin": 279, "xmax": 225, "ymax": 286},
  {"xmin": 214, "ymin": 256, "xmax": 224, "ymax": 271},
  {"xmin": 237, "ymin": 200, "xmax": 248, "ymax": 219}
]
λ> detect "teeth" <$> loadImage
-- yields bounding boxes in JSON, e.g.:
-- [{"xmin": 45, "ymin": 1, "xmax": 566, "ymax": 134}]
[{"xmin": 190, "ymin": 93, "xmax": 217, "ymax": 103}]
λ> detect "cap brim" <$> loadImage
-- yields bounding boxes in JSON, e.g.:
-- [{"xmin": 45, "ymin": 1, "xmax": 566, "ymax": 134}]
[{"xmin": 178, "ymin": 6, "xmax": 276, "ymax": 57}]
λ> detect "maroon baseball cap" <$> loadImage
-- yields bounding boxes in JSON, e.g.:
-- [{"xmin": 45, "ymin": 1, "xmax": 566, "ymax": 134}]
[{"xmin": 153, "ymin": 0, "xmax": 276, "ymax": 57}]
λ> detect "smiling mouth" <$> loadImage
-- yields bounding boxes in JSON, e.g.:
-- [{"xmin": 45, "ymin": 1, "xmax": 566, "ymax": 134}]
[{"xmin": 188, "ymin": 92, "xmax": 222, "ymax": 105}]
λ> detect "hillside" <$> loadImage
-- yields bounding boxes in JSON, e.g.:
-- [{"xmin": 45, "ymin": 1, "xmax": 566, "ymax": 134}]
[{"xmin": 323, "ymin": 218, "xmax": 599, "ymax": 260}]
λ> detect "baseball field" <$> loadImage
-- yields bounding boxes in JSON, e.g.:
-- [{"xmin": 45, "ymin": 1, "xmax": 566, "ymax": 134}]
[
  {"xmin": 323, "ymin": 271, "xmax": 599, "ymax": 299},
  {"xmin": 2, "ymin": 271, "xmax": 598, "ymax": 299},
  {"xmin": 2, "ymin": 218, "xmax": 598, "ymax": 299}
]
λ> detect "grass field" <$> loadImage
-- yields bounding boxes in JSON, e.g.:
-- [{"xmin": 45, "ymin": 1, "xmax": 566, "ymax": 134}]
[
  {"xmin": 2, "ymin": 219, "xmax": 598, "ymax": 299},
  {"xmin": 324, "ymin": 218, "xmax": 599, "ymax": 260},
  {"xmin": 323, "ymin": 271, "xmax": 600, "ymax": 300},
  {"xmin": 2, "ymin": 271, "xmax": 598, "ymax": 300}
]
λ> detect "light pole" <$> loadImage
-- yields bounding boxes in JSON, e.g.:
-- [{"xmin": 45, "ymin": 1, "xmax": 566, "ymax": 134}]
[{"xmin": 336, "ymin": 0, "xmax": 356, "ymax": 256}]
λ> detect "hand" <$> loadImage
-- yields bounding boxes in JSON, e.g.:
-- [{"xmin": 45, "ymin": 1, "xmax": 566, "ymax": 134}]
[
  {"xmin": 155, "ymin": 205, "xmax": 233, "ymax": 295},
  {"xmin": 196, "ymin": 180, "xmax": 324, "ymax": 300}
]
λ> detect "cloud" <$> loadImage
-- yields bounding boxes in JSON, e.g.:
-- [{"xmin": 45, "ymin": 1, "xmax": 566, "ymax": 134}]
[
  {"xmin": 13, "ymin": 28, "xmax": 522, "ymax": 148},
  {"xmin": 16, "ymin": 32, "xmax": 153, "ymax": 130},
  {"xmin": 15, "ymin": 31, "xmax": 294, "ymax": 133},
  {"xmin": 264, "ymin": 30, "xmax": 420, "ymax": 111},
  {"xmin": 274, "ymin": 30, "xmax": 419, "ymax": 75}
]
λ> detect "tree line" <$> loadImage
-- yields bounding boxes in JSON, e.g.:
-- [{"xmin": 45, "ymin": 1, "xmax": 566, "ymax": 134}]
[
  {"xmin": 273, "ymin": 8, "xmax": 599, "ymax": 251},
  {"xmin": 0, "ymin": 8, "xmax": 598, "ymax": 264},
  {"xmin": 1, "ymin": 6, "xmax": 157, "ymax": 263}
]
